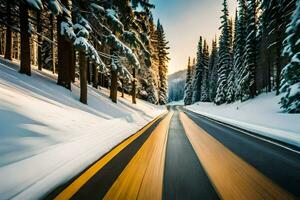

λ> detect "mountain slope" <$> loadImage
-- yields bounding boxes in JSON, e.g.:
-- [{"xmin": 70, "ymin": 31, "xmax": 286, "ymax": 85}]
[{"xmin": 168, "ymin": 69, "xmax": 186, "ymax": 102}]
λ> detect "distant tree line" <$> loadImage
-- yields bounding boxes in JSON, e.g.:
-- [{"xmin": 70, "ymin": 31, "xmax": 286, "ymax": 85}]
[
  {"xmin": 0, "ymin": 0, "xmax": 169, "ymax": 105},
  {"xmin": 184, "ymin": 0, "xmax": 300, "ymax": 113}
]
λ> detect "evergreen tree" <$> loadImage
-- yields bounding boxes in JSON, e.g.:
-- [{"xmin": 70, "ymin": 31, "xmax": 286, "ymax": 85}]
[
  {"xmin": 200, "ymin": 40, "xmax": 210, "ymax": 102},
  {"xmin": 228, "ymin": 18, "xmax": 234, "ymax": 54},
  {"xmin": 148, "ymin": 16, "xmax": 160, "ymax": 104},
  {"xmin": 209, "ymin": 38, "xmax": 218, "ymax": 101},
  {"xmin": 280, "ymin": 0, "xmax": 300, "ymax": 113},
  {"xmin": 156, "ymin": 20, "xmax": 169, "ymax": 105},
  {"xmin": 215, "ymin": 0, "xmax": 231, "ymax": 105},
  {"xmin": 184, "ymin": 57, "xmax": 193, "ymax": 105},
  {"xmin": 240, "ymin": 0, "xmax": 258, "ymax": 100},
  {"xmin": 261, "ymin": 0, "xmax": 296, "ymax": 95},
  {"xmin": 192, "ymin": 36, "xmax": 203, "ymax": 103},
  {"xmin": 227, "ymin": 11, "xmax": 238, "ymax": 103},
  {"xmin": 235, "ymin": 0, "xmax": 247, "ymax": 100},
  {"xmin": 146, "ymin": 69, "xmax": 159, "ymax": 104},
  {"xmin": 0, "ymin": 0, "xmax": 161, "ymax": 105}
]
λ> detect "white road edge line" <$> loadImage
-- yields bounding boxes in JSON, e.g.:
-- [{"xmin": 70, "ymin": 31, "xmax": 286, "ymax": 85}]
[{"xmin": 182, "ymin": 108, "xmax": 300, "ymax": 155}]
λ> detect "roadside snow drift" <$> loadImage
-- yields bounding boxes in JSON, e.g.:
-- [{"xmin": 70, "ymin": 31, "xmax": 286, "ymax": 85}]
[
  {"xmin": 186, "ymin": 93, "xmax": 300, "ymax": 148},
  {"xmin": 0, "ymin": 59, "xmax": 165, "ymax": 200}
]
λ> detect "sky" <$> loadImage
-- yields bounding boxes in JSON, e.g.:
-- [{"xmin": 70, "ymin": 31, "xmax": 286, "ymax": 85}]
[{"xmin": 151, "ymin": 0, "xmax": 237, "ymax": 75}]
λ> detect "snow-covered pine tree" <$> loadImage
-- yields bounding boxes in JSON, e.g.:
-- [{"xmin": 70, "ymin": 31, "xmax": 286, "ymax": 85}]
[
  {"xmin": 228, "ymin": 18, "xmax": 234, "ymax": 54},
  {"xmin": 119, "ymin": 4, "xmax": 153, "ymax": 103},
  {"xmin": 261, "ymin": 0, "xmax": 296, "ymax": 95},
  {"xmin": 235, "ymin": 0, "xmax": 247, "ymax": 100},
  {"xmin": 146, "ymin": 69, "xmax": 159, "ymax": 104},
  {"xmin": 265, "ymin": 0, "xmax": 282, "ymax": 95},
  {"xmin": 191, "ymin": 57, "xmax": 196, "ymax": 77},
  {"xmin": 90, "ymin": 1, "xmax": 146, "ymax": 104},
  {"xmin": 156, "ymin": 20, "xmax": 169, "ymax": 105},
  {"xmin": 133, "ymin": 11, "xmax": 159, "ymax": 104},
  {"xmin": 184, "ymin": 57, "xmax": 193, "ymax": 105},
  {"xmin": 209, "ymin": 38, "xmax": 219, "ymax": 101},
  {"xmin": 227, "ymin": 10, "xmax": 238, "ymax": 103},
  {"xmin": 280, "ymin": 0, "xmax": 300, "ymax": 113},
  {"xmin": 240, "ymin": 0, "xmax": 258, "ymax": 100},
  {"xmin": 148, "ymin": 16, "xmax": 160, "ymax": 104},
  {"xmin": 200, "ymin": 40, "xmax": 210, "ymax": 102},
  {"xmin": 215, "ymin": 0, "xmax": 231, "ymax": 105},
  {"xmin": 192, "ymin": 36, "xmax": 203, "ymax": 103}
]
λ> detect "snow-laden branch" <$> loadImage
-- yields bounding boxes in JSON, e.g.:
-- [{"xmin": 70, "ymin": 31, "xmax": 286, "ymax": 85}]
[{"xmin": 106, "ymin": 34, "xmax": 140, "ymax": 69}]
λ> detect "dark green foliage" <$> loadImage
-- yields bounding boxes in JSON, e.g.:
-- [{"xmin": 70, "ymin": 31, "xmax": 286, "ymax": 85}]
[
  {"xmin": 280, "ymin": 0, "xmax": 300, "ymax": 113},
  {"xmin": 184, "ymin": 57, "xmax": 193, "ymax": 105},
  {"xmin": 240, "ymin": 0, "xmax": 258, "ymax": 100},
  {"xmin": 215, "ymin": 0, "xmax": 232, "ymax": 105},
  {"xmin": 192, "ymin": 36, "xmax": 203, "ymax": 103}
]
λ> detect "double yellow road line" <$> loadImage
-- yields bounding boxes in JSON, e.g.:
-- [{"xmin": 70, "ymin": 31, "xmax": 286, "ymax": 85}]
[
  {"xmin": 55, "ymin": 110, "xmax": 295, "ymax": 200},
  {"xmin": 54, "ymin": 112, "xmax": 170, "ymax": 200},
  {"xmin": 104, "ymin": 112, "xmax": 173, "ymax": 199}
]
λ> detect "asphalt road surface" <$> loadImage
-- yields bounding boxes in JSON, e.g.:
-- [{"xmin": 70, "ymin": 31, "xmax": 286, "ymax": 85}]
[{"xmin": 47, "ymin": 106, "xmax": 300, "ymax": 200}]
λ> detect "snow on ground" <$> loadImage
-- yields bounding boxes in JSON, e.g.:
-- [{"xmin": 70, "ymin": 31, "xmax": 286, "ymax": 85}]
[
  {"xmin": 186, "ymin": 93, "xmax": 300, "ymax": 148},
  {"xmin": 0, "ymin": 58, "xmax": 165, "ymax": 200},
  {"xmin": 168, "ymin": 100, "xmax": 184, "ymax": 106}
]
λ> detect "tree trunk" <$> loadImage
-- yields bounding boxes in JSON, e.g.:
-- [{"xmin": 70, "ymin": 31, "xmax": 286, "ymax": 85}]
[
  {"xmin": 57, "ymin": 35, "xmax": 72, "ymax": 89},
  {"xmin": 0, "ymin": 30, "xmax": 2, "ymax": 55},
  {"xmin": 267, "ymin": 50, "xmax": 271, "ymax": 92},
  {"xmin": 57, "ymin": 0, "xmax": 73, "ymax": 89},
  {"xmin": 87, "ymin": 58, "xmax": 91, "ymax": 84},
  {"xmin": 132, "ymin": 68, "xmax": 136, "ymax": 104},
  {"xmin": 19, "ymin": 3, "xmax": 31, "ymax": 76},
  {"xmin": 121, "ymin": 78, "xmax": 124, "ymax": 98},
  {"xmin": 5, "ymin": 1, "xmax": 12, "ymax": 60},
  {"xmin": 37, "ymin": 12, "xmax": 42, "ymax": 70},
  {"xmin": 110, "ymin": 69, "xmax": 118, "ymax": 103},
  {"xmin": 57, "ymin": 19, "xmax": 72, "ymax": 89},
  {"xmin": 92, "ymin": 63, "xmax": 98, "ymax": 88},
  {"xmin": 70, "ymin": 46, "xmax": 75, "ymax": 82},
  {"xmin": 99, "ymin": 72, "xmax": 102, "ymax": 87},
  {"xmin": 275, "ymin": 39, "xmax": 281, "ymax": 95},
  {"xmin": 50, "ymin": 15, "xmax": 55, "ymax": 74},
  {"xmin": 79, "ymin": 51, "xmax": 87, "ymax": 104}
]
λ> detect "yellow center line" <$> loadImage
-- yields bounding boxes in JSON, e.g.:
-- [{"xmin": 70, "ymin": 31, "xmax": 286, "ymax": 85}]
[
  {"xmin": 180, "ymin": 112, "xmax": 295, "ymax": 200},
  {"xmin": 54, "ymin": 112, "xmax": 167, "ymax": 200},
  {"xmin": 103, "ymin": 112, "xmax": 173, "ymax": 200}
]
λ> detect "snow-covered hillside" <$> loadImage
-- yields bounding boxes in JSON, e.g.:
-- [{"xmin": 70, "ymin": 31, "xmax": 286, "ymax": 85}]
[
  {"xmin": 186, "ymin": 93, "xmax": 300, "ymax": 148},
  {"xmin": 0, "ymin": 59, "xmax": 165, "ymax": 199}
]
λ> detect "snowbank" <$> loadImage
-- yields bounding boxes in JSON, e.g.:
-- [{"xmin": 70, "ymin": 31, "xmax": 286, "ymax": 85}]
[
  {"xmin": 0, "ymin": 58, "xmax": 165, "ymax": 199},
  {"xmin": 186, "ymin": 93, "xmax": 300, "ymax": 148}
]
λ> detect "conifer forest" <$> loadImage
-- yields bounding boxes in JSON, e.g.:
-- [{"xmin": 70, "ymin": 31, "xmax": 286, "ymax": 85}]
[
  {"xmin": 182, "ymin": 0, "xmax": 300, "ymax": 113},
  {"xmin": 0, "ymin": 0, "xmax": 169, "ymax": 105},
  {"xmin": 0, "ymin": 1, "xmax": 299, "ymax": 199}
]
